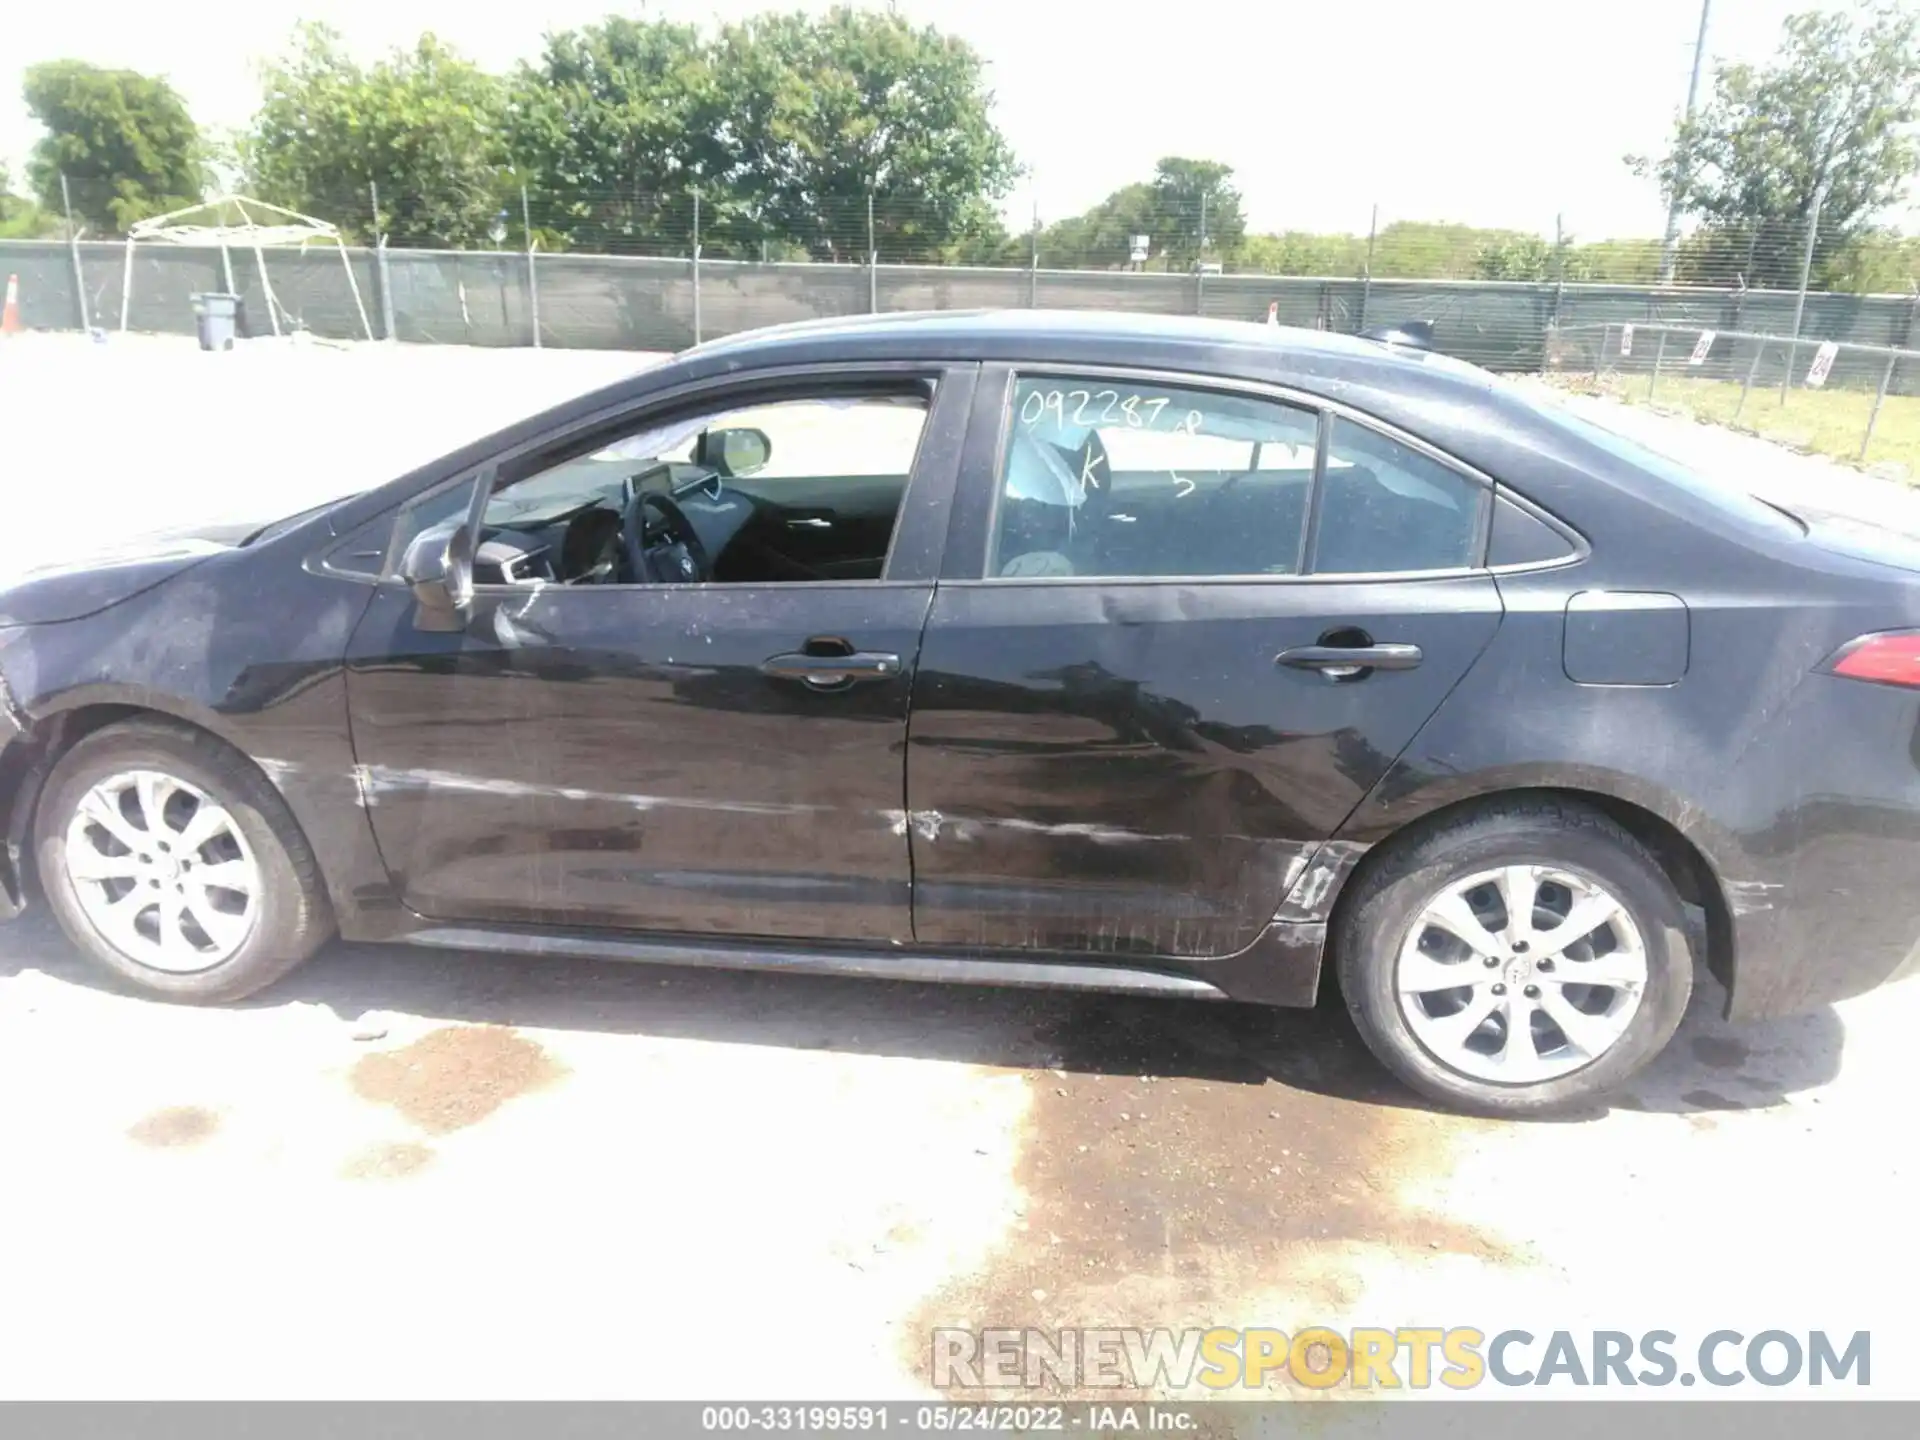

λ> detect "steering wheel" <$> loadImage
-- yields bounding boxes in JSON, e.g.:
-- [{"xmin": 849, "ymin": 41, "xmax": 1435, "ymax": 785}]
[{"xmin": 620, "ymin": 482, "xmax": 713, "ymax": 584}]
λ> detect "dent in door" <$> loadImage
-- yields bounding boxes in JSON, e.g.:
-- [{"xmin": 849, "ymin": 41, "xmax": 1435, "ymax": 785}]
[{"xmin": 906, "ymin": 577, "xmax": 1503, "ymax": 958}]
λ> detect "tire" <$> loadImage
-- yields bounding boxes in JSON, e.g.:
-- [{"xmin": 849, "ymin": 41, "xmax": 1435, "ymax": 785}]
[
  {"xmin": 1333, "ymin": 797, "xmax": 1692, "ymax": 1116},
  {"xmin": 33, "ymin": 718, "xmax": 334, "ymax": 1002}
]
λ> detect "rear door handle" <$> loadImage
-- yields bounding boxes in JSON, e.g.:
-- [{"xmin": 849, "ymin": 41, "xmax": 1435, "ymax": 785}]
[
  {"xmin": 761, "ymin": 651, "xmax": 901, "ymax": 686},
  {"xmin": 787, "ymin": 517, "xmax": 833, "ymax": 530},
  {"xmin": 1276, "ymin": 642, "xmax": 1423, "ymax": 678}
]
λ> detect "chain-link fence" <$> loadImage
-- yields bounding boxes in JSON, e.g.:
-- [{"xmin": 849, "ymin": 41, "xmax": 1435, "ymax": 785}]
[
  {"xmin": 1551, "ymin": 320, "xmax": 1918, "ymax": 464},
  {"xmin": 260, "ymin": 186, "xmax": 1919, "ymax": 294},
  {"xmin": 5, "ymin": 231, "xmax": 1918, "ymax": 387}
]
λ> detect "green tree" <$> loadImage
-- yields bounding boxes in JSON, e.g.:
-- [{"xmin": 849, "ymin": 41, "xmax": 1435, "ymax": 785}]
[
  {"xmin": 1369, "ymin": 222, "xmax": 1516, "ymax": 279},
  {"xmin": 505, "ymin": 18, "xmax": 719, "ymax": 254},
  {"xmin": 1471, "ymin": 232, "xmax": 1593, "ymax": 282},
  {"xmin": 23, "ymin": 61, "xmax": 201, "ymax": 234},
  {"xmin": 1820, "ymin": 227, "xmax": 1920, "ymax": 292},
  {"xmin": 0, "ymin": 165, "xmax": 56, "ymax": 238},
  {"xmin": 244, "ymin": 24, "xmax": 509, "ymax": 247},
  {"xmin": 1235, "ymin": 231, "xmax": 1368, "ymax": 277},
  {"xmin": 1038, "ymin": 183, "xmax": 1154, "ymax": 268},
  {"xmin": 1038, "ymin": 159, "xmax": 1244, "ymax": 271},
  {"xmin": 1572, "ymin": 238, "xmax": 1662, "ymax": 285},
  {"xmin": 1149, "ymin": 157, "xmax": 1245, "ymax": 269},
  {"xmin": 715, "ymin": 7, "xmax": 1019, "ymax": 262},
  {"xmin": 498, "ymin": 8, "xmax": 1015, "ymax": 262},
  {"xmin": 1633, "ymin": 3, "xmax": 1920, "ymax": 287},
  {"xmin": 934, "ymin": 209, "xmax": 1030, "ymax": 266}
]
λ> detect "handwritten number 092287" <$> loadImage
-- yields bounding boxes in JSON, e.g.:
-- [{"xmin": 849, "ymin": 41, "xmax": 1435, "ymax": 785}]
[{"xmin": 1018, "ymin": 387, "xmax": 1203, "ymax": 436}]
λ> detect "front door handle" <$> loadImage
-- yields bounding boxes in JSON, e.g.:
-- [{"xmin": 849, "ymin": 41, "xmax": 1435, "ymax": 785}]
[
  {"xmin": 761, "ymin": 650, "xmax": 901, "ymax": 686},
  {"xmin": 1276, "ymin": 642, "xmax": 1423, "ymax": 679}
]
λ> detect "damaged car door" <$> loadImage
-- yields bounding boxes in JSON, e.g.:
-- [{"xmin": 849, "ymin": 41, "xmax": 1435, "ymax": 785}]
[
  {"xmin": 905, "ymin": 367, "xmax": 1504, "ymax": 959},
  {"xmin": 342, "ymin": 366, "xmax": 972, "ymax": 944}
]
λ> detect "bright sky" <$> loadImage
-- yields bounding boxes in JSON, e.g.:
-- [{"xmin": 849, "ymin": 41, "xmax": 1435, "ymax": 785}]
[{"xmin": 1, "ymin": 0, "xmax": 1886, "ymax": 240}]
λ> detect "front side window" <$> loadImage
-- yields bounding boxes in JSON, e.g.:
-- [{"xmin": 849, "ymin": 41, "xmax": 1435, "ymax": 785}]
[
  {"xmin": 469, "ymin": 390, "xmax": 929, "ymax": 587},
  {"xmin": 990, "ymin": 377, "xmax": 1320, "ymax": 579}
]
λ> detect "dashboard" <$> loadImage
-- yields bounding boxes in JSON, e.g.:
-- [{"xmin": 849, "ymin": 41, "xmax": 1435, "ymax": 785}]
[{"xmin": 469, "ymin": 467, "xmax": 759, "ymax": 587}]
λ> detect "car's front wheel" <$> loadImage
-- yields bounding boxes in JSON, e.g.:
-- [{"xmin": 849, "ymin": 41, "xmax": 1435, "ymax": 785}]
[
  {"xmin": 34, "ymin": 719, "xmax": 334, "ymax": 1001},
  {"xmin": 1334, "ymin": 798, "xmax": 1693, "ymax": 1116}
]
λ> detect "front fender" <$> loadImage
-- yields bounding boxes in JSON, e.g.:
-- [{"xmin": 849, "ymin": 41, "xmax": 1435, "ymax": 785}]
[{"xmin": 0, "ymin": 546, "xmax": 223, "ymax": 627}]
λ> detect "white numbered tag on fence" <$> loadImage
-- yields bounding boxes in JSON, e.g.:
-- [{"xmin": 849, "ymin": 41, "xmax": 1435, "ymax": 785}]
[
  {"xmin": 1805, "ymin": 341, "xmax": 1839, "ymax": 389},
  {"xmin": 1620, "ymin": 324, "xmax": 1634, "ymax": 356},
  {"xmin": 1688, "ymin": 330, "xmax": 1715, "ymax": 365}
]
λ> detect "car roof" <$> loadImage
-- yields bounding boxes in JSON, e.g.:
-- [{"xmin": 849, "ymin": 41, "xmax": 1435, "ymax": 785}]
[{"xmin": 678, "ymin": 307, "xmax": 1464, "ymax": 380}]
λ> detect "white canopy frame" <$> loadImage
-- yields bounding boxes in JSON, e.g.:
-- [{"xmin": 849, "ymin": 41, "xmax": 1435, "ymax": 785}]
[{"xmin": 120, "ymin": 194, "xmax": 374, "ymax": 342}]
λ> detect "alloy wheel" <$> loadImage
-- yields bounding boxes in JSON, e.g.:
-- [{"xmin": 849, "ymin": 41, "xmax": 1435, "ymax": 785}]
[
  {"xmin": 1395, "ymin": 864, "xmax": 1648, "ymax": 1084},
  {"xmin": 62, "ymin": 769, "xmax": 261, "ymax": 973}
]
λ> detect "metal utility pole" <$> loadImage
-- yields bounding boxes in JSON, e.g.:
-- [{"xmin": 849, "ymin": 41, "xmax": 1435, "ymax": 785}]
[
  {"xmin": 1196, "ymin": 190, "xmax": 1208, "ymax": 315},
  {"xmin": 1780, "ymin": 176, "xmax": 1830, "ymax": 405},
  {"xmin": 1658, "ymin": 0, "xmax": 1713, "ymax": 285},
  {"xmin": 522, "ymin": 184, "xmax": 540, "ymax": 349},
  {"xmin": 60, "ymin": 172, "xmax": 90, "ymax": 332},
  {"xmin": 370, "ymin": 180, "xmax": 395, "ymax": 341},
  {"xmin": 1358, "ymin": 203, "xmax": 1378, "ymax": 331},
  {"xmin": 1028, "ymin": 199, "xmax": 1039, "ymax": 309}
]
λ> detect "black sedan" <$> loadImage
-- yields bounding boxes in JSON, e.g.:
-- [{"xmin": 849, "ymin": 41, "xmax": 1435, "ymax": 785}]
[{"xmin": 3, "ymin": 310, "xmax": 1917, "ymax": 1114}]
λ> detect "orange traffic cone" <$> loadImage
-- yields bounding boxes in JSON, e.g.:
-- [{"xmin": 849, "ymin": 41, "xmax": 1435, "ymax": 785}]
[{"xmin": 1, "ymin": 274, "xmax": 19, "ymax": 337}]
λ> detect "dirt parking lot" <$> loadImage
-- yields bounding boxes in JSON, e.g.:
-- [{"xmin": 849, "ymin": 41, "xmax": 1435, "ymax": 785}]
[{"xmin": 1, "ymin": 332, "xmax": 1917, "ymax": 1400}]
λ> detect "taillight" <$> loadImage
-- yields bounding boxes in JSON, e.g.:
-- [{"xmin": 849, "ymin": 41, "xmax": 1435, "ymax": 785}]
[{"xmin": 1826, "ymin": 631, "xmax": 1920, "ymax": 688}]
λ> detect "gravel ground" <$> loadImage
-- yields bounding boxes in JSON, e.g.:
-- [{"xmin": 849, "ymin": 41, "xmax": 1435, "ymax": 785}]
[{"xmin": 0, "ymin": 331, "xmax": 1916, "ymax": 1401}]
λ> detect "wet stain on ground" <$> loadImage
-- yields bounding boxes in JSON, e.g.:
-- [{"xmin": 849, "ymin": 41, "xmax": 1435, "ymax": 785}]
[
  {"xmin": 1689, "ymin": 1035, "xmax": 1750, "ymax": 1071},
  {"xmin": 1681, "ymin": 1088, "xmax": 1744, "ymax": 1111},
  {"xmin": 341, "ymin": 1141, "xmax": 437, "ymax": 1180},
  {"xmin": 351, "ymin": 1025, "xmax": 565, "ymax": 1135},
  {"xmin": 909, "ymin": 992, "xmax": 1510, "ymax": 1397},
  {"xmin": 127, "ymin": 1106, "xmax": 219, "ymax": 1148}
]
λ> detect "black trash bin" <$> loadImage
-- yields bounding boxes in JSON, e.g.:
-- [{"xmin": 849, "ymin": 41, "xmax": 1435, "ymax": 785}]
[{"xmin": 191, "ymin": 292, "xmax": 241, "ymax": 351}]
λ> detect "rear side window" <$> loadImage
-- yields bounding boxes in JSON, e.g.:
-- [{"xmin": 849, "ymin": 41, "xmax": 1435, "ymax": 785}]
[
  {"xmin": 990, "ymin": 377, "xmax": 1319, "ymax": 578},
  {"xmin": 987, "ymin": 375, "xmax": 1491, "ymax": 580},
  {"xmin": 1311, "ymin": 418, "xmax": 1484, "ymax": 574}
]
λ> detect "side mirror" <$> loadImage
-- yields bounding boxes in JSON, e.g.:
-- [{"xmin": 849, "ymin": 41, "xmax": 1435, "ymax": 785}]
[
  {"xmin": 399, "ymin": 522, "xmax": 473, "ymax": 632},
  {"xmin": 696, "ymin": 426, "xmax": 773, "ymax": 479}
]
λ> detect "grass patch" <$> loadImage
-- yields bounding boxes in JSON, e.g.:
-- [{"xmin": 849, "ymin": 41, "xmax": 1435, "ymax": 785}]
[{"xmin": 1562, "ymin": 370, "xmax": 1919, "ymax": 479}]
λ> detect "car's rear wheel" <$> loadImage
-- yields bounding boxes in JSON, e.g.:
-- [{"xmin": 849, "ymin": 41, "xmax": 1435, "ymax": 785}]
[
  {"xmin": 34, "ymin": 719, "xmax": 334, "ymax": 1001},
  {"xmin": 1334, "ymin": 798, "xmax": 1692, "ymax": 1116}
]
